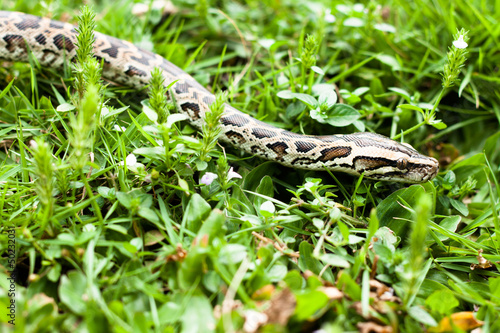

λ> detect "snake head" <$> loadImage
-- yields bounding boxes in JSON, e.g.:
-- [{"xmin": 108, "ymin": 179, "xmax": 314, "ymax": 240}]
[
  {"xmin": 336, "ymin": 132, "xmax": 439, "ymax": 183},
  {"xmin": 370, "ymin": 154, "xmax": 439, "ymax": 183},
  {"xmin": 355, "ymin": 137, "xmax": 439, "ymax": 183}
]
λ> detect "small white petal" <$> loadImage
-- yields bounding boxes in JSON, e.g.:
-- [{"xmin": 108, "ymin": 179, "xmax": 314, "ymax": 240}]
[
  {"xmin": 114, "ymin": 124, "xmax": 126, "ymax": 132},
  {"xmin": 324, "ymin": 9, "xmax": 336, "ymax": 23},
  {"xmin": 227, "ymin": 167, "xmax": 242, "ymax": 180},
  {"xmin": 30, "ymin": 140, "xmax": 38, "ymax": 150},
  {"xmin": 200, "ymin": 172, "xmax": 218, "ymax": 186},
  {"xmin": 126, "ymin": 154, "xmax": 137, "ymax": 166},
  {"xmin": 101, "ymin": 107, "xmax": 109, "ymax": 117},
  {"xmin": 453, "ymin": 35, "xmax": 468, "ymax": 49}
]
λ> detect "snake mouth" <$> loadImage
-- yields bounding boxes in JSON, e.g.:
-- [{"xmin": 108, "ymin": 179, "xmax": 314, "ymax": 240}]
[{"xmin": 415, "ymin": 157, "xmax": 439, "ymax": 183}]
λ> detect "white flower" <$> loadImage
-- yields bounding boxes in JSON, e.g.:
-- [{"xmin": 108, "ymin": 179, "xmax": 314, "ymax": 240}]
[
  {"xmin": 227, "ymin": 167, "xmax": 242, "ymax": 180},
  {"xmin": 100, "ymin": 106, "xmax": 110, "ymax": 118},
  {"xmin": 453, "ymin": 35, "xmax": 468, "ymax": 49},
  {"xmin": 324, "ymin": 9, "xmax": 336, "ymax": 23},
  {"xmin": 200, "ymin": 172, "xmax": 218, "ymax": 186},
  {"xmin": 124, "ymin": 153, "xmax": 137, "ymax": 165},
  {"xmin": 114, "ymin": 124, "xmax": 126, "ymax": 132},
  {"xmin": 119, "ymin": 153, "xmax": 144, "ymax": 173}
]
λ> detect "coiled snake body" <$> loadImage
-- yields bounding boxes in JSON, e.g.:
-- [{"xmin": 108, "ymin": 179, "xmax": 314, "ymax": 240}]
[{"xmin": 0, "ymin": 11, "xmax": 439, "ymax": 183}]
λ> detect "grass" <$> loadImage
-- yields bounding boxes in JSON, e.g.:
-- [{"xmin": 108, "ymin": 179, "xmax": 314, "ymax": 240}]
[{"xmin": 1, "ymin": 0, "xmax": 500, "ymax": 332}]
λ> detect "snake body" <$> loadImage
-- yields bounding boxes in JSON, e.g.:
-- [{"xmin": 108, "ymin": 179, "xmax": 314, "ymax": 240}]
[{"xmin": 0, "ymin": 11, "xmax": 439, "ymax": 183}]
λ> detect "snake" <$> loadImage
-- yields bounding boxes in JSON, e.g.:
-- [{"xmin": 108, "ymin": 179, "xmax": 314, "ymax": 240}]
[{"xmin": 0, "ymin": 11, "xmax": 439, "ymax": 183}]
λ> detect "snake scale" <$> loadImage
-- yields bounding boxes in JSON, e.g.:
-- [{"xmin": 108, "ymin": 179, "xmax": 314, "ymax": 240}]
[{"xmin": 0, "ymin": 11, "xmax": 439, "ymax": 183}]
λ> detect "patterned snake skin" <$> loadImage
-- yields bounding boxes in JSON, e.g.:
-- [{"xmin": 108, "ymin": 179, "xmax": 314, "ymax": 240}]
[{"xmin": 0, "ymin": 11, "xmax": 439, "ymax": 183}]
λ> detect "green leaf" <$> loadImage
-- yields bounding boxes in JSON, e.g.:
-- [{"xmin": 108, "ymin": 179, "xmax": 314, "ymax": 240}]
[
  {"xmin": 408, "ymin": 306, "xmax": 438, "ymax": 326},
  {"xmin": 259, "ymin": 200, "xmax": 275, "ymax": 217},
  {"xmin": 298, "ymin": 241, "xmax": 335, "ymax": 283},
  {"xmin": 389, "ymin": 87, "xmax": 412, "ymax": 101},
  {"xmin": 243, "ymin": 161, "xmax": 276, "ymax": 192},
  {"xmin": 219, "ymin": 244, "xmax": 247, "ymax": 265},
  {"xmin": 276, "ymin": 90, "xmax": 295, "ymax": 99},
  {"xmin": 254, "ymin": 175, "xmax": 274, "ymax": 208},
  {"xmin": 138, "ymin": 207, "xmax": 159, "ymax": 223},
  {"xmin": 372, "ymin": 243, "xmax": 393, "ymax": 263},
  {"xmin": 337, "ymin": 220, "xmax": 350, "ymax": 242},
  {"xmin": 198, "ymin": 209, "xmax": 226, "ymax": 240},
  {"xmin": 310, "ymin": 66, "xmax": 325, "ymax": 75},
  {"xmin": 285, "ymin": 101, "xmax": 306, "ymax": 118},
  {"xmin": 59, "ymin": 271, "xmax": 87, "ymax": 315},
  {"xmin": 182, "ymin": 193, "xmax": 211, "ymax": 233},
  {"xmin": 337, "ymin": 271, "xmax": 361, "ymax": 300},
  {"xmin": 312, "ymin": 84, "xmax": 337, "ymax": 96},
  {"xmin": 451, "ymin": 153, "xmax": 487, "ymax": 185},
  {"xmin": 419, "ymin": 279, "xmax": 448, "ymax": 299},
  {"xmin": 166, "ymin": 113, "xmax": 189, "ymax": 128},
  {"xmin": 277, "ymin": 90, "xmax": 317, "ymax": 107},
  {"xmin": 324, "ymin": 104, "xmax": 361, "ymax": 127},
  {"xmin": 319, "ymin": 254, "xmax": 350, "ymax": 268},
  {"xmin": 398, "ymin": 104, "xmax": 424, "ymax": 112},
  {"xmin": 294, "ymin": 290, "xmax": 329, "ymax": 321},
  {"xmin": 97, "ymin": 186, "xmax": 115, "ymax": 199},
  {"xmin": 292, "ymin": 93, "xmax": 318, "ymax": 107},
  {"xmin": 180, "ymin": 293, "xmax": 215, "ymax": 333},
  {"xmin": 490, "ymin": 277, "xmax": 500, "ymax": 301},
  {"xmin": 56, "ymin": 103, "xmax": 76, "ymax": 112},
  {"xmin": 133, "ymin": 147, "xmax": 165, "ymax": 159},
  {"xmin": 449, "ymin": 198, "xmax": 469, "ymax": 216},
  {"xmin": 178, "ymin": 246, "xmax": 209, "ymax": 290},
  {"xmin": 142, "ymin": 104, "xmax": 158, "ymax": 123},
  {"xmin": 484, "ymin": 131, "xmax": 500, "ymax": 163},
  {"xmin": 376, "ymin": 54, "xmax": 401, "ymax": 71},
  {"xmin": 425, "ymin": 289, "xmax": 459, "ymax": 315},
  {"xmin": 268, "ymin": 263, "xmax": 288, "ymax": 282},
  {"xmin": 48, "ymin": 263, "xmax": 62, "ymax": 282},
  {"xmin": 429, "ymin": 119, "xmax": 447, "ymax": 129},
  {"xmin": 436, "ymin": 216, "xmax": 461, "ymax": 241},
  {"xmin": 116, "ymin": 192, "xmax": 132, "ymax": 209},
  {"xmin": 376, "ymin": 185, "xmax": 431, "ymax": 236},
  {"xmin": 442, "ymin": 171, "xmax": 456, "ymax": 189},
  {"xmin": 318, "ymin": 89, "xmax": 337, "ymax": 108},
  {"xmin": 284, "ymin": 270, "xmax": 304, "ymax": 290},
  {"xmin": 178, "ymin": 178, "xmax": 190, "ymax": 193},
  {"xmin": 158, "ymin": 300, "xmax": 182, "ymax": 325}
]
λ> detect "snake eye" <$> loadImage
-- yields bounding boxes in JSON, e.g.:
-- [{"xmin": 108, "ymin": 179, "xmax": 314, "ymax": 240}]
[{"xmin": 396, "ymin": 157, "xmax": 408, "ymax": 170}]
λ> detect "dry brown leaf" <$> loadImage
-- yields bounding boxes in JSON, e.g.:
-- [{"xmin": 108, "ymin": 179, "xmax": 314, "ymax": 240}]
[
  {"xmin": 251, "ymin": 284, "xmax": 275, "ymax": 300},
  {"xmin": 358, "ymin": 321, "xmax": 393, "ymax": 333},
  {"xmin": 470, "ymin": 249, "xmax": 492, "ymax": 270},
  {"xmin": 368, "ymin": 279, "xmax": 400, "ymax": 304},
  {"xmin": 263, "ymin": 288, "xmax": 296, "ymax": 326},
  {"xmin": 319, "ymin": 286, "xmax": 343, "ymax": 300},
  {"xmin": 430, "ymin": 312, "xmax": 484, "ymax": 332}
]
